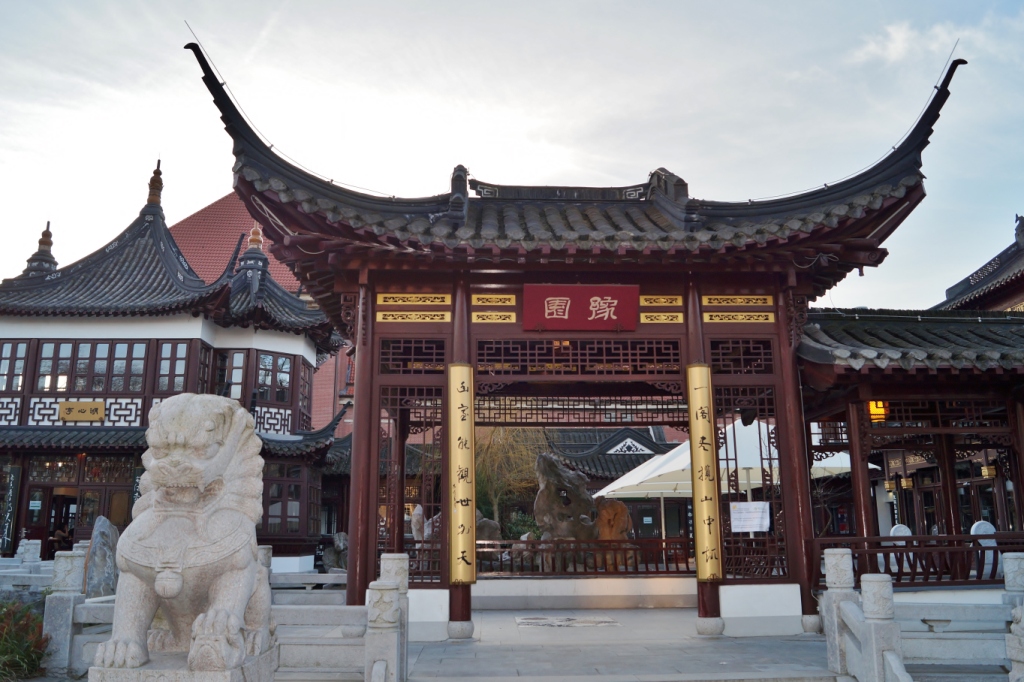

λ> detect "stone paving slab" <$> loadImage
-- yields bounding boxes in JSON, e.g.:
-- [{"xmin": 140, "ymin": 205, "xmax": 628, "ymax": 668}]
[{"xmin": 408, "ymin": 609, "xmax": 835, "ymax": 681}]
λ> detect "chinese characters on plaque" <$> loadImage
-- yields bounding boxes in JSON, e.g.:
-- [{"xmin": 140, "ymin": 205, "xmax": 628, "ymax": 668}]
[
  {"xmin": 686, "ymin": 364, "xmax": 723, "ymax": 582},
  {"xmin": 448, "ymin": 363, "xmax": 476, "ymax": 585},
  {"xmin": 57, "ymin": 401, "xmax": 105, "ymax": 422},
  {"xmin": 522, "ymin": 284, "xmax": 639, "ymax": 331}
]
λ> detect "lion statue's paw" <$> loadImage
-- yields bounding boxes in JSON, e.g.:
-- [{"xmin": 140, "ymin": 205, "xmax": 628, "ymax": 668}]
[
  {"xmin": 188, "ymin": 609, "xmax": 245, "ymax": 671},
  {"xmin": 148, "ymin": 627, "xmax": 188, "ymax": 653},
  {"xmin": 95, "ymin": 638, "xmax": 148, "ymax": 668}
]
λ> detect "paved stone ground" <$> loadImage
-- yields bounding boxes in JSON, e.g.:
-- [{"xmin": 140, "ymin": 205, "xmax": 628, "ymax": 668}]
[{"xmin": 409, "ymin": 609, "xmax": 836, "ymax": 681}]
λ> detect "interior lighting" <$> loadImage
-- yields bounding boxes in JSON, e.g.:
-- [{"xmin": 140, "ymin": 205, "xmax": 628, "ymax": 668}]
[{"xmin": 868, "ymin": 401, "xmax": 888, "ymax": 424}]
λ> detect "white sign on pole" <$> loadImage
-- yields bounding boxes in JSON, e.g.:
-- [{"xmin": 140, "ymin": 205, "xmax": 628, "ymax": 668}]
[{"xmin": 729, "ymin": 501, "xmax": 770, "ymax": 533}]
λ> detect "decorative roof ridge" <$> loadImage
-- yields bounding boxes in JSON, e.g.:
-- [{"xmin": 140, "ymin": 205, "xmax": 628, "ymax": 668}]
[{"xmin": 185, "ymin": 43, "xmax": 451, "ymax": 214}]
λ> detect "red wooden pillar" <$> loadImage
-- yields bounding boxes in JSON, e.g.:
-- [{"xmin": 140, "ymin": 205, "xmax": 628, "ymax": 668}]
[
  {"xmin": 776, "ymin": 291, "xmax": 816, "ymax": 616},
  {"xmin": 936, "ymin": 434, "xmax": 961, "ymax": 535},
  {"xmin": 449, "ymin": 278, "xmax": 472, "ymax": 627},
  {"xmin": 346, "ymin": 278, "xmax": 374, "ymax": 606},
  {"xmin": 846, "ymin": 401, "xmax": 875, "ymax": 538},
  {"xmin": 685, "ymin": 277, "xmax": 720, "ymax": 619}
]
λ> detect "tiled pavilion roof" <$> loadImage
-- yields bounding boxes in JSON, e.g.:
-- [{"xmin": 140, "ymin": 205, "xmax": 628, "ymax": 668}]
[
  {"xmin": 934, "ymin": 216, "xmax": 1024, "ymax": 311},
  {"xmin": 798, "ymin": 308, "xmax": 1024, "ymax": 372}
]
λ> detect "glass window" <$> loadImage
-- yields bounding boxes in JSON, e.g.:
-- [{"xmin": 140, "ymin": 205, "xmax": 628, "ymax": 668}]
[
  {"xmin": 35, "ymin": 340, "xmax": 145, "ymax": 393},
  {"xmin": 107, "ymin": 490, "xmax": 132, "ymax": 527},
  {"xmin": 78, "ymin": 490, "xmax": 101, "ymax": 528},
  {"xmin": 0, "ymin": 341, "xmax": 27, "ymax": 392}
]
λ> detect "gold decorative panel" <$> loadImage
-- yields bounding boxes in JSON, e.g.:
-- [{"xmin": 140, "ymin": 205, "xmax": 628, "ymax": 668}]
[
  {"xmin": 472, "ymin": 312, "xmax": 516, "ymax": 323},
  {"xmin": 58, "ymin": 401, "xmax": 105, "ymax": 421},
  {"xmin": 640, "ymin": 313, "xmax": 684, "ymax": 323},
  {"xmin": 640, "ymin": 295, "xmax": 683, "ymax": 307},
  {"xmin": 471, "ymin": 294, "xmax": 516, "ymax": 306},
  {"xmin": 448, "ymin": 363, "xmax": 476, "ymax": 585},
  {"xmin": 703, "ymin": 312, "xmax": 775, "ymax": 323},
  {"xmin": 376, "ymin": 294, "xmax": 451, "ymax": 306},
  {"xmin": 376, "ymin": 311, "xmax": 451, "ymax": 323},
  {"xmin": 702, "ymin": 295, "xmax": 774, "ymax": 307}
]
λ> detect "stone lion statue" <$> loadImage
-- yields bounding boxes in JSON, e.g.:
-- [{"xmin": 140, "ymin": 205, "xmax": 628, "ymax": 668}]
[{"xmin": 94, "ymin": 394, "xmax": 274, "ymax": 671}]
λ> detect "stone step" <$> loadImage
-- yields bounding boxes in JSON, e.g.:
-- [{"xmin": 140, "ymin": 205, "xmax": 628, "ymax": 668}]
[
  {"xmin": 404, "ymin": 674, "xmax": 838, "ymax": 682},
  {"xmin": 275, "ymin": 669, "xmax": 363, "ymax": 682},
  {"xmin": 904, "ymin": 664, "xmax": 1008, "ymax": 682}
]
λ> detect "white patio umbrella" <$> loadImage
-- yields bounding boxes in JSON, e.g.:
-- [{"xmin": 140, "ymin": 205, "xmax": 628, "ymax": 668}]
[{"xmin": 594, "ymin": 421, "xmax": 856, "ymax": 538}]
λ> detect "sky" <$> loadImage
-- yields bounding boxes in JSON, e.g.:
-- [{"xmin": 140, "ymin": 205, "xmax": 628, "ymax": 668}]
[{"xmin": 0, "ymin": 1, "xmax": 1021, "ymax": 310}]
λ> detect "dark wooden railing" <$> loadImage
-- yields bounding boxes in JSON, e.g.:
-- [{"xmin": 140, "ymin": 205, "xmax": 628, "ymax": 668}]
[
  {"xmin": 476, "ymin": 538, "xmax": 694, "ymax": 577},
  {"xmin": 809, "ymin": 533, "xmax": 1024, "ymax": 590}
]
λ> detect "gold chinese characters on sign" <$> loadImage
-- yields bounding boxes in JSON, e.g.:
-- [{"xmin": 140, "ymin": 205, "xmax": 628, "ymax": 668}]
[
  {"xmin": 686, "ymin": 364, "xmax": 722, "ymax": 582},
  {"xmin": 58, "ymin": 401, "xmax": 105, "ymax": 422},
  {"xmin": 448, "ymin": 363, "xmax": 476, "ymax": 585}
]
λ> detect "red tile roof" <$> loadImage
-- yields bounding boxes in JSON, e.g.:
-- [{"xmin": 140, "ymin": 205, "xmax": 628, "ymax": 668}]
[{"xmin": 168, "ymin": 193, "xmax": 301, "ymax": 292}]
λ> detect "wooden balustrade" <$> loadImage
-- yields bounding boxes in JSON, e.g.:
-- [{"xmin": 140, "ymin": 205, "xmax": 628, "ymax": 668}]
[
  {"xmin": 474, "ymin": 537, "xmax": 694, "ymax": 577},
  {"xmin": 809, "ymin": 533, "xmax": 1024, "ymax": 589}
]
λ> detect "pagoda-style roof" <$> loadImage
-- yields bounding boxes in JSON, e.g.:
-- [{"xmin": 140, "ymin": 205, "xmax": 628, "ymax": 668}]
[
  {"xmin": 0, "ymin": 173, "xmax": 341, "ymax": 357},
  {"xmin": 217, "ymin": 234, "xmax": 343, "ymax": 357},
  {"xmin": 188, "ymin": 41, "xmax": 965, "ymax": 327},
  {"xmin": 0, "ymin": 201, "xmax": 231, "ymax": 317},
  {"xmin": 549, "ymin": 427, "xmax": 677, "ymax": 481},
  {"xmin": 798, "ymin": 308, "xmax": 1024, "ymax": 372},
  {"xmin": 935, "ymin": 216, "xmax": 1024, "ymax": 310}
]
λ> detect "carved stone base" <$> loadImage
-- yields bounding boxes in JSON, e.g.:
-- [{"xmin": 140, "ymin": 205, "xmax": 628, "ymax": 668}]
[
  {"xmin": 447, "ymin": 620, "xmax": 474, "ymax": 639},
  {"xmin": 802, "ymin": 614, "xmax": 822, "ymax": 633},
  {"xmin": 88, "ymin": 645, "xmax": 278, "ymax": 682},
  {"xmin": 695, "ymin": 617, "xmax": 725, "ymax": 636}
]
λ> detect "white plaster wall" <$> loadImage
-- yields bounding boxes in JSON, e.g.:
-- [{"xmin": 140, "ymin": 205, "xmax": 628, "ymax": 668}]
[
  {"xmin": 408, "ymin": 588, "xmax": 449, "ymax": 642},
  {"xmin": 720, "ymin": 583, "xmax": 803, "ymax": 636},
  {"xmin": 471, "ymin": 576, "xmax": 696, "ymax": 609},
  {"xmin": 270, "ymin": 555, "xmax": 315, "ymax": 573},
  {"xmin": 0, "ymin": 314, "xmax": 317, "ymax": 365}
]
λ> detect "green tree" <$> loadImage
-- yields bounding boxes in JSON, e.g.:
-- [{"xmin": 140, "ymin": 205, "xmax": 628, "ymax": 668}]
[{"xmin": 475, "ymin": 427, "xmax": 546, "ymax": 527}]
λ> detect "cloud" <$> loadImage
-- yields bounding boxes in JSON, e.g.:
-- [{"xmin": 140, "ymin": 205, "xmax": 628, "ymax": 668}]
[{"xmin": 849, "ymin": 22, "xmax": 920, "ymax": 64}]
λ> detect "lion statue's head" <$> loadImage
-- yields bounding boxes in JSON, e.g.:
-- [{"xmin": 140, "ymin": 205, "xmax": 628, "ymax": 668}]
[{"xmin": 134, "ymin": 394, "xmax": 263, "ymax": 524}]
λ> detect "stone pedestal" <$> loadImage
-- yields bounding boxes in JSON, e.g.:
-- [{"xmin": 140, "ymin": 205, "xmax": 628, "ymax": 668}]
[
  {"xmin": 695, "ymin": 617, "xmax": 724, "ymax": 636},
  {"xmin": 88, "ymin": 648, "xmax": 278, "ymax": 682},
  {"xmin": 42, "ymin": 547, "xmax": 89, "ymax": 677},
  {"xmin": 446, "ymin": 620, "xmax": 474, "ymax": 639}
]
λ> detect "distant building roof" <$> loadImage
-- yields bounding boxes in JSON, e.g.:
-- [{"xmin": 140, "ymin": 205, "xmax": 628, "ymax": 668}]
[
  {"xmin": 168, "ymin": 193, "xmax": 302, "ymax": 292},
  {"xmin": 935, "ymin": 216, "xmax": 1024, "ymax": 310}
]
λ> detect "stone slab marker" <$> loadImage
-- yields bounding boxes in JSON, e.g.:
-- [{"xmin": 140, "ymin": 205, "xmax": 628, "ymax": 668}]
[
  {"xmin": 380, "ymin": 553, "xmax": 409, "ymax": 682},
  {"xmin": 84, "ymin": 516, "xmax": 120, "ymax": 599},
  {"xmin": 88, "ymin": 394, "xmax": 278, "ymax": 682},
  {"xmin": 42, "ymin": 545, "xmax": 88, "ymax": 677}
]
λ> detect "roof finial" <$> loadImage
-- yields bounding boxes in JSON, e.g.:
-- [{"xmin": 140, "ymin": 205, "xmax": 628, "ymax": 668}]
[
  {"xmin": 18, "ymin": 221, "xmax": 58, "ymax": 278},
  {"xmin": 248, "ymin": 223, "xmax": 264, "ymax": 251},
  {"xmin": 147, "ymin": 160, "xmax": 163, "ymax": 205}
]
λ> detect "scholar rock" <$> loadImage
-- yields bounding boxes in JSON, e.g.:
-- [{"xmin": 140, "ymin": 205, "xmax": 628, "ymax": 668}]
[{"xmin": 84, "ymin": 516, "xmax": 119, "ymax": 599}]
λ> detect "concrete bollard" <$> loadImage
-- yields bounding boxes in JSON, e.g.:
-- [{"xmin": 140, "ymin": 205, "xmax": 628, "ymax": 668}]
[
  {"xmin": 380, "ymin": 554, "xmax": 409, "ymax": 682},
  {"xmin": 42, "ymin": 547, "xmax": 88, "ymax": 677},
  {"xmin": 821, "ymin": 548, "xmax": 858, "ymax": 675},
  {"xmin": 365, "ymin": 580, "xmax": 401, "ymax": 682}
]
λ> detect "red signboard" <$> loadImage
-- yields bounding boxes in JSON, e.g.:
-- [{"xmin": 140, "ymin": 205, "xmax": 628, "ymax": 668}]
[{"xmin": 522, "ymin": 284, "xmax": 639, "ymax": 331}]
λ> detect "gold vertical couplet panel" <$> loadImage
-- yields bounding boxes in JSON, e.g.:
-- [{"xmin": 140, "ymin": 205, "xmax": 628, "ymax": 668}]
[
  {"xmin": 448, "ymin": 363, "xmax": 477, "ymax": 585},
  {"xmin": 686, "ymin": 363, "xmax": 723, "ymax": 581}
]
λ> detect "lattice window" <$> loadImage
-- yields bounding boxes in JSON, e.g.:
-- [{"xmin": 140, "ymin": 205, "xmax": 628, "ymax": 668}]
[
  {"xmin": 37, "ymin": 340, "xmax": 147, "ymax": 394},
  {"xmin": 257, "ymin": 352, "xmax": 292, "ymax": 403},
  {"xmin": 156, "ymin": 341, "xmax": 188, "ymax": 393},
  {"xmin": 869, "ymin": 400, "xmax": 1008, "ymax": 429},
  {"xmin": 215, "ymin": 350, "xmax": 246, "ymax": 400},
  {"xmin": 379, "ymin": 339, "xmax": 446, "ymax": 375},
  {"xmin": 709, "ymin": 339, "xmax": 774, "ymax": 375},
  {"xmin": 378, "ymin": 386, "xmax": 444, "ymax": 585},
  {"xmin": 714, "ymin": 386, "xmax": 787, "ymax": 579},
  {"xmin": 263, "ymin": 462, "xmax": 305, "ymax": 535},
  {"xmin": 476, "ymin": 339, "xmax": 680, "ymax": 376},
  {"xmin": 0, "ymin": 341, "xmax": 27, "ymax": 392},
  {"xmin": 197, "ymin": 344, "xmax": 212, "ymax": 394},
  {"xmin": 82, "ymin": 455, "xmax": 135, "ymax": 484},
  {"xmin": 475, "ymin": 394, "xmax": 688, "ymax": 427}
]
